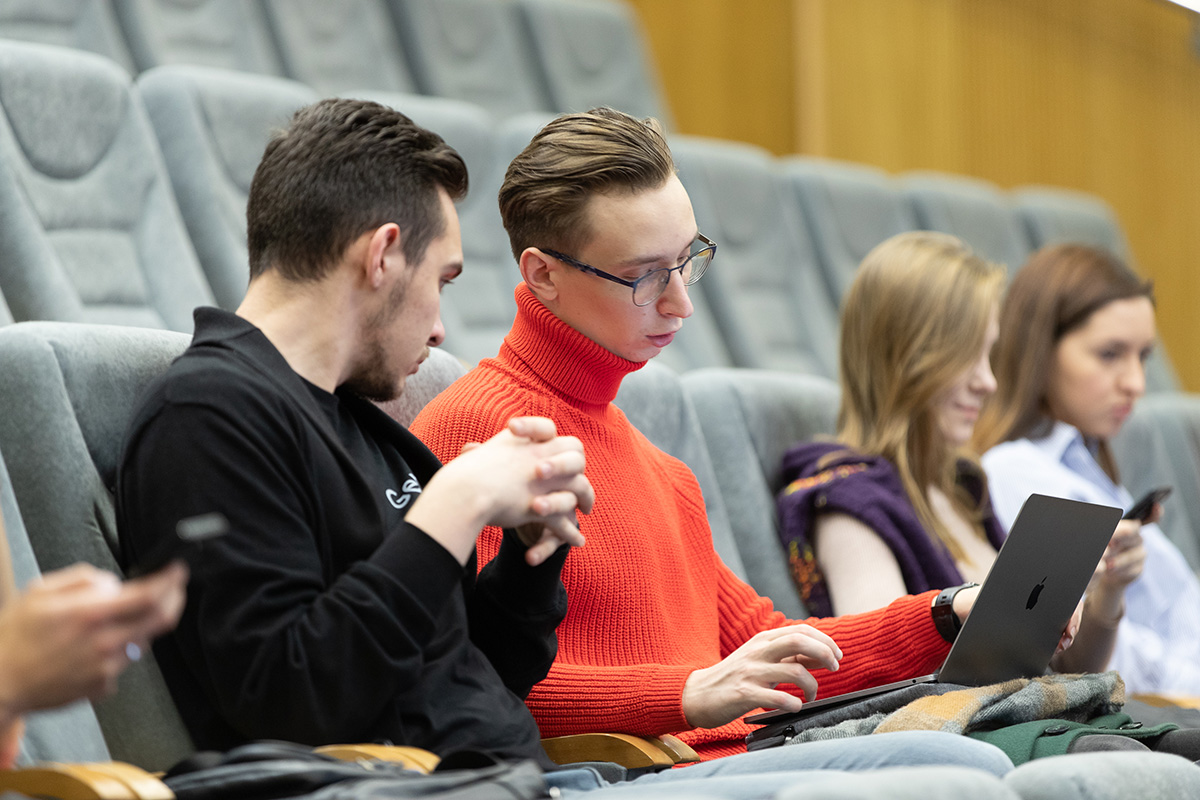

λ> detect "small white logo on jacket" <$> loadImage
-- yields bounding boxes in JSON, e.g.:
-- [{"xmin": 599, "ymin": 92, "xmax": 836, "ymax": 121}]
[{"xmin": 386, "ymin": 474, "xmax": 423, "ymax": 510}]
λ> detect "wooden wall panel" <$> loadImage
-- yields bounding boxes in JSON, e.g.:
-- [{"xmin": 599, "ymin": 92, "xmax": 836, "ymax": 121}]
[{"xmin": 627, "ymin": 0, "xmax": 1200, "ymax": 390}]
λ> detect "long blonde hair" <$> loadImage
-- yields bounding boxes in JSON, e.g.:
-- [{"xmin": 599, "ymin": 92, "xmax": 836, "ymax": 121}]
[{"xmin": 837, "ymin": 231, "xmax": 1005, "ymax": 560}]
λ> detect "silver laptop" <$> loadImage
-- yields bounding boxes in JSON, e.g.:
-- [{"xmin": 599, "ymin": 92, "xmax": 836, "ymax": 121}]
[{"xmin": 745, "ymin": 493, "xmax": 1121, "ymax": 749}]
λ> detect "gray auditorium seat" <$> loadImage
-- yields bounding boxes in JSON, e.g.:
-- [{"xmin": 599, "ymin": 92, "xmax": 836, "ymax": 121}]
[
  {"xmin": 1012, "ymin": 184, "xmax": 1179, "ymax": 392},
  {"xmin": 0, "ymin": 322, "xmax": 194, "ymax": 770},
  {"xmin": 0, "ymin": 321, "xmax": 471, "ymax": 768},
  {"xmin": 0, "ymin": 0, "xmax": 135, "ymax": 71},
  {"xmin": 903, "ymin": 171, "xmax": 1031, "ymax": 273},
  {"xmin": 0, "ymin": 41, "xmax": 215, "ymax": 331},
  {"xmin": 388, "ymin": 0, "xmax": 550, "ymax": 119},
  {"xmin": 113, "ymin": 0, "xmax": 284, "ymax": 75},
  {"xmin": 1112, "ymin": 391, "xmax": 1200, "ymax": 573},
  {"xmin": 261, "ymin": 0, "xmax": 416, "ymax": 94},
  {"xmin": 1014, "ymin": 185, "xmax": 1131, "ymax": 259},
  {"xmin": 682, "ymin": 368, "xmax": 840, "ymax": 618},
  {"xmin": 516, "ymin": 0, "xmax": 671, "ymax": 125},
  {"xmin": 614, "ymin": 360, "xmax": 746, "ymax": 579},
  {"xmin": 672, "ymin": 136, "xmax": 839, "ymax": 378},
  {"xmin": 783, "ymin": 156, "xmax": 920, "ymax": 309},
  {"xmin": 1, "ymin": 447, "xmax": 112, "ymax": 767},
  {"xmin": 137, "ymin": 65, "xmax": 318, "ymax": 310}
]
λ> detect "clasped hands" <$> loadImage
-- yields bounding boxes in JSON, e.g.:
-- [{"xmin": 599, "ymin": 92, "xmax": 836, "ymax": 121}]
[{"xmin": 411, "ymin": 417, "xmax": 594, "ymax": 566}]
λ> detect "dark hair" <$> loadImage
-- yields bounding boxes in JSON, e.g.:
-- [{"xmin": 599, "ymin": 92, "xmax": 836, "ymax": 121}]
[
  {"xmin": 974, "ymin": 244, "xmax": 1154, "ymax": 479},
  {"xmin": 247, "ymin": 98, "xmax": 468, "ymax": 282},
  {"xmin": 498, "ymin": 107, "xmax": 674, "ymax": 260}
]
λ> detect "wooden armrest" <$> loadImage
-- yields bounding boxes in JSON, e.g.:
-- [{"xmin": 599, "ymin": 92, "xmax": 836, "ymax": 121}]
[
  {"xmin": 1131, "ymin": 692, "xmax": 1200, "ymax": 711},
  {"xmin": 651, "ymin": 734, "xmax": 700, "ymax": 764},
  {"xmin": 0, "ymin": 762, "xmax": 172, "ymax": 800},
  {"xmin": 314, "ymin": 744, "xmax": 440, "ymax": 773},
  {"xmin": 540, "ymin": 733, "xmax": 677, "ymax": 769}
]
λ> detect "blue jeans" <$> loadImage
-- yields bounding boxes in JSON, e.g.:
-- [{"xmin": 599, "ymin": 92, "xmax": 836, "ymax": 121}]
[{"xmin": 546, "ymin": 732, "xmax": 1014, "ymax": 800}]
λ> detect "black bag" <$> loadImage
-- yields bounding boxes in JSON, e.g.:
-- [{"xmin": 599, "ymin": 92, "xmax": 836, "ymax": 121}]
[{"xmin": 164, "ymin": 741, "xmax": 549, "ymax": 800}]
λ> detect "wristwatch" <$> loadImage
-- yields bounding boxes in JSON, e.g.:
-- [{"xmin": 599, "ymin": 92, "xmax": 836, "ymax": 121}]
[{"xmin": 931, "ymin": 582, "xmax": 979, "ymax": 643}]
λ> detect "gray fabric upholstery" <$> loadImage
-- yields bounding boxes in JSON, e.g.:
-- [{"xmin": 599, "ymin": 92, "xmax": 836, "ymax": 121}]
[
  {"xmin": 137, "ymin": 65, "xmax": 318, "ymax": 310},
  {"xmin": 261, "ymin": 0, "xmax": 416, "ymax": 94},
  {"xmin": 1112, "ymin": 391, "xmax": 1200, "ymax": 573},
  {"xmin": 775, "ymin": 766, "xmax": 1019, "ymax": 800},
  {"xmin": 0, "ymin": 40, "xmax": 215, "ymax": 332},
  {"xmin": 1013, "ymin": 185, "xmax": 1131, "ymax": 260},
  {"xmin": 362, "ymin": 91, "xmax": 525, "ymax": 365},
  {"xmin": 682, "ymin": 368, "xmax": 840, "ymax": 618},
  {"xmin": 1002, "ymin": 751, "xmax": 1200, "ymax": 799},
  {"xmin": 1013, "ymin": 185, "xmax": 1179, "ymax": 393},
  {"xmin": 388, "ymin": 0, "xmax": 550, "ymax": 119},
  {"xmin": 516, "ymin": 0, "xmax": 671, "ymax": 126},
  {"xmin": 0, "ymin": 321, "xmax": 193, "ymax": 770},
  {"xmin": 376, "ymin": 346, "xmax": 469, "ymax": 428},
  {"xmin": 113, "ymin": 0, "xmax": 283, "ymax": 75},
  {"xmin": 614, "ymin": 360, "xmax": 746, "ymax": 580},
  {"xmin": 0, "ymin": 449, "xmax": 111, "ymax": 766},
  {"xmin": 903, "ymin": 171, "xmax": 1032, "ymax": 273},
  {"xmin": 673, "ymin": 136, "xmax": 838, "ymax": 378},
  {"xmin": 0, "ymin": 0, "xmax": 135, "ymax": 72},
  {"xmin": 0, "ymin": 289, "xmax": 11, "ymax": 325},
  {"xmin": 783, "ymin": 156, "xmax": 920, "ymax": 308}
]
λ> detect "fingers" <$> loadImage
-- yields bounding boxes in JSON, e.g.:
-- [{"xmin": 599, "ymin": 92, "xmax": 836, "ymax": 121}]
[
  {"xmin": 757, "ymin": 624, "xmax": 844, "ymax": 663},
  {"xmin": 759, "ymin": 631, "xmax": 841, "ymax": 674},
  {"xmin": 507, "ymin": 416, "xmax": 558, "ymax": 442},
  {"xmin": 96, "ymin": 562, "xmax": 189, "ymax": 638}
]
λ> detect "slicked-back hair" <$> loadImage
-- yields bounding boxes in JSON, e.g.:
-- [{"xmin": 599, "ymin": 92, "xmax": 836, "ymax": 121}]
[
  {"xmin": 499, "ymin": 107, "xmax": 674, "ymax": 260},
  {"xmin": 247, "ymin": 98, "xmax": 468, "ymax": 282}
]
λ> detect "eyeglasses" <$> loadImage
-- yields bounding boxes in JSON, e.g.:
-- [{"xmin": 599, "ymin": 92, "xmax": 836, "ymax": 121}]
[{"xmin": 540, "ymin": 233, "xmax": 716, "ymax": 307}]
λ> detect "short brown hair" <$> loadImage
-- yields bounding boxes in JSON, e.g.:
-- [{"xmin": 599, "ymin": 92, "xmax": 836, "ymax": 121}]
[
  {"xmin": 498, "ymin": 107, "xmax": 674, "ymax": 260},
  {"xmin": 247, "ymin": 98, "xmax": 468, "ymax": 282},
  {"xmin": 974, "ymin": 244, "xmax": 1154, "ymax": 478}
]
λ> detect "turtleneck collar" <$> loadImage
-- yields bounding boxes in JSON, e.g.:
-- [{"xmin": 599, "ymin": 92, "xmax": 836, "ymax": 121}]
[{"xmin": 499, "ymin": 283, "xmax": 645, "ymax": 410}]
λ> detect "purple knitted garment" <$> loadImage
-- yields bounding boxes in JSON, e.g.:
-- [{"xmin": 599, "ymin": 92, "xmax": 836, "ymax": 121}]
[{"xmin": 777, "ymin": 441, "xmax": 1006, "ymax": 617}]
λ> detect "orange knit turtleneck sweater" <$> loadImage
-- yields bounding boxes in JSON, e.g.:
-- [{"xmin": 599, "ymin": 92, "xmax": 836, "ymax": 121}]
[{"xmin": 411, "ymin": 285, "xmax": 949, "ymax": 760}]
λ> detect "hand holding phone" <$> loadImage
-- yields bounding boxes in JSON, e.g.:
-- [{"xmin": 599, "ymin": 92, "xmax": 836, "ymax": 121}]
[
  {"xmin": 1123, "ymin": 487, "xmax": 1172, "ymax": 522},
  {"xmin": 128, "ymin": 512, "xmax": 229, "ymax": 577}
]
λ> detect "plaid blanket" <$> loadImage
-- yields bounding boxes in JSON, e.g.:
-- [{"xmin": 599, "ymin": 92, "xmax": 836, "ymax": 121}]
[{"xmin": 785, "ymin": 671, "xmax": 1125, "ymax": 745}]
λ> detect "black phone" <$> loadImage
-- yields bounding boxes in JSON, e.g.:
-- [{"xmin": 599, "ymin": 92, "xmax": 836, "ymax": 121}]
[
  {"xmin": 128, "ymin": 512, "xmax": 230, "ymax": 577},
  {"xmin": 1122, "ymin": 487, "xmax": 1172, "ymax": 522}
]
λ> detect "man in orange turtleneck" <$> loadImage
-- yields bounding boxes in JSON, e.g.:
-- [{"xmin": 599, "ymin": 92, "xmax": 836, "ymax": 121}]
[{"xmin": 410, "ymin": 108, "xmax": 1002, "ymax": 777}]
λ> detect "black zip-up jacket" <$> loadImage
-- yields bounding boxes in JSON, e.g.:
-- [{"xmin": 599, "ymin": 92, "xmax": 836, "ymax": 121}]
[{"xmin": 117, "ymin": 308, "xmax": 567, "ymax": 761}]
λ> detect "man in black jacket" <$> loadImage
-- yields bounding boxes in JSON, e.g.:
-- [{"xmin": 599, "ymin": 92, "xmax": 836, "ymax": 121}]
[{"xmin": 117, "ymin": 98, "xmax": 593, "ymax": 761}]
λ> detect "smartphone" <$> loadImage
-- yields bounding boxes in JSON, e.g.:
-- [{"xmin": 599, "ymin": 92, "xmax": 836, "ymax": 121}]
[
  {"xmin": 128, "ymin": 512, "xmax": 230, "ymax": 577},
  {"xmin": 1122, "ymin": 487, "xmax": 1172, "ymax": 522}
]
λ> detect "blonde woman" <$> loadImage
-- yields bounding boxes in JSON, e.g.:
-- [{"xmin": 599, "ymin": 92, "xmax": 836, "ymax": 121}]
[
  {"xmin": 776, "ymin": 231, "xmax": 1135, "ymax": 674},
  {"xmin": 976, "ymin": 244, "xmax": 1200, "ymax": 695}
]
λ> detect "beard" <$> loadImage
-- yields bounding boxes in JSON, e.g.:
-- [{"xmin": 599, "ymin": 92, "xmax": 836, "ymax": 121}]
[{"xmin": 344, "ymin": 278, "xmax": 411, "ymax": 402}]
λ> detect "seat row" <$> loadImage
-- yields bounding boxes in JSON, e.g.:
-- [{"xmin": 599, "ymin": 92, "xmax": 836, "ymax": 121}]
[
  {"xmin": 0, "ymin": 38, "xmax": 1174, "ymax": 388},
  {"xmin": 3, "ymin": 320, "xmax": 1200, "ymax": 800},
  {"xmin": 0, "ymin": 0, "xmax": 667, "ymax": 124}
]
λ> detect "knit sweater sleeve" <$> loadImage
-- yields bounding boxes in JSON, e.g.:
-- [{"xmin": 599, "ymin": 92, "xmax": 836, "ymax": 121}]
[{"xmin": 715, "ymin": 561, "xmax": 951, "ymax": 699}]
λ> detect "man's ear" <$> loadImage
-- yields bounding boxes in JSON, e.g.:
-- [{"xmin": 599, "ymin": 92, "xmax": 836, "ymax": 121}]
[
  {"xmin": 364, "ymin": 223, "xmax": 403, "ymax": 290},
  {"xmin": 519, "ymin": 247, "xmax": 559, "ymax": 302}
]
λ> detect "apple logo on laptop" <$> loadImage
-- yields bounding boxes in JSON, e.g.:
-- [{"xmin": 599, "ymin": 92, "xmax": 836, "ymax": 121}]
[{"xmin": 1026, "ymin": 577, "xmax": 1047, "ymax": 610}]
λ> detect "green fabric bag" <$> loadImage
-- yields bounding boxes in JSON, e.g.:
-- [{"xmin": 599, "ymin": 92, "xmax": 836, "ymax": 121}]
[{"xmin": 969, "ymin": 712, "xmax": 1178, "ymax": 765}]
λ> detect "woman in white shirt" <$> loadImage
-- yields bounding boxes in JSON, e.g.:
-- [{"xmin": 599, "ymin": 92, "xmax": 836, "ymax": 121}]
[{"xmin": 976, "ymin": 243, "xmax": 1200, "ymax": 695}]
